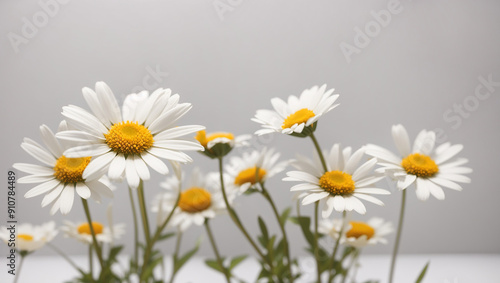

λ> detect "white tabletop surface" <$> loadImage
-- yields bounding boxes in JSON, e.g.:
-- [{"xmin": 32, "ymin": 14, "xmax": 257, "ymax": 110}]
[{"xmin": 1, "ymin": 254, "xmax": 498, "ymax": 283}]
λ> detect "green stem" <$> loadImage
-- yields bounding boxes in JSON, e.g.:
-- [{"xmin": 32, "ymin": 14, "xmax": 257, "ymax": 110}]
[
  {"xmin": 205, "ymin": 220, "xmax": 231, "ymax": 283},
  {"xmin": 169, "ymin": 231, "xmax": 183, "ymax": 283},
  {"xmin": 89, "ymin": 245, "xmax": 94, "ymax": 279},
  {"xmin": 341, "ymin": 249, "xmax": 360, "ymax": 283},
  {"xmin": 314, "ymin": 202, "xmax": 321, "ymax": 283},
  {"xmin": 141, "ymin": 186, "xmax": 181, "ymax": 281},
  {"xmin": 48, "ymin": 243, "xmax": 84, "ymax": 274},
  {"xmin": 260, "ymin": 183, "xmax": 294, "ymax": 283},
  {"xmin": 309, "ymin": 132, "xmax": 328, "ymax": 283},
  {"xmin": 328, "ymin": 211, "xmax": 347, "ymax": 281},
  {"xmin": 217, "ymin": 157, "xmax": 269, "ymax": 265},
  {"xmin": 128, "ymin": 186, "xmax": 140, "ymax": 271},
  {"xmin": 388, "ymin": 189, "xmax": 407, "ymax": 283},
  {"xmin": 81, "ymin": 198, "xmax": 105, "ymax": 269},
  {"xmin": 137, "ymin": 181, "xmax": 151, "ymax": 247},
  {"xmin": 13, "ymin": 254, "xmax": 25, "ymax": 283}
]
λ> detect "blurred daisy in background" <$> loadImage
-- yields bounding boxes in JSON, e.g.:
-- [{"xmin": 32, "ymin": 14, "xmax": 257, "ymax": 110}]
[
  {"xmin": 252, "ymin": 84, "xmax": 339, "ymax": 137},
  {"xmin": 284, "ymin": 144, "xmax": 390, "ymax": 217},
  {"xmin": 195, "ymin": 129, "xmax": 250, "ymax": 158},
  {"xmin": 0, "ymin": 221, "xmax": 57, "ymax": 253},
  {"xmin": 61, "ymin": 221, "xmax": 125, "ymax": 244},
  {"xmin": 56, "ymin": 82, "xmax": 204, "ymax": 189},
  {"xmin": 366, "ymin": 124, "xmax": 472, "ymax": 201},
  {"xmin": 319, "ymin": 217, "xmax": 393, "ymax": 248},
  {"xmin": 225, "ymin": 147, "xmax": 288, "ymax": 194},
  {"xmin": 13, "ymin": 122, "xmax": 113, "ymax": 215},
  {"xmin": 152, "ymin": 168, "xmax": 230, "ymax": 231}
]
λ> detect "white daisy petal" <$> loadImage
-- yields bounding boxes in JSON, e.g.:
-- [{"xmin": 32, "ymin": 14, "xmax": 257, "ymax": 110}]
[
  {"xmin": 41, "ymin": 183, "xmax": 65, "ymax": 207},
  {"xmin": 354, "ymin": 188, "xmax": 390, "ymax": 195},
  {"xmin": 302, "ymin": 192, "xmax": 329, "ymax": 205},
  {"xmin": 125, "ymin": 157, "xmax": 140, "ymax": 189},
  {"xmin": 64, "ymin": 144, "xmax": 111, "ymax": 158},
  {"xmin": 24, "ymin": 179, "xmax": 61, "ymax": 198},
  {"xmin": 75, "ymin": 182, "xmax": 91, "ymax": 199},
  {"xmin": 108, "ymin": 153, "xmax": 126, "ymax": 180},
  {"xmin": 415, "ymin": 178, "xmax": 431, "ymax": 201},
  {"xmin": 290, "ymin": 183, "xmax": 320, "ymax": 191},
  {"xmin": 13, "ymin": 163, "xmax": 54, "ymax": 176},
  {"xmin": 18, "ymin": 175, "xmax": 56, "ymax": 184},
  {"xmin": 82, "ymin": 151, "xmax": 116, "ymax": 180},
  {"xmin": 141, "ymin": 153, "xmax": 169, "ymax": 175},
  {"xmin": 154, "ymin": 140, "xmax": 204, "ymax": 151},
  {"xmin": 39, "ymin": 125, "xmax": 63, "ymax": 157},
  {"xmin": 59, "ymin": 185, "xmax": 75, "ymax": 214},
  {"xmin": 426, "ymin": 180, "xmax": 445, "ymax": 200},
  {"xmin": 284, "ymin": 171, "xmax": 319, "ymax": 183},
  {"xmin": 95, "ymin": 81, "xmax": 122, "ymax": 124},
  {"xmin": 344, "ymin": 147, "xmax": 365, "ymax": 174},
  {"xmin": 134, "ymin": 155, "xmax": 150, "ymax": 181},
  {"xmin": 352, "ymin": 158, "xmax": 377, "ymax": 181},
  {"xmin": 392, "ymin": 124, "xmax": 411, "ymax": 157},
  {"xmin": 438, "ymin": 173, "xmax": 471, "ymax": 183},
  {"xmin": 148, "ymin": 147, "xmax": 193, "ymax": 163},
  {"xmin": 434, "ymin": 144, "xmax": 463, "ymax": 165},
  {"xmin": 21, "ymin": 143, "xmax": 56, "ymax": 167},
  {"xmin": 332, "ymin": 195, "xmax": 346, "ymax": 212},
  {"xmin": 352, "ymin": 193, "xmax": 384, "ymax": 206},
  {"xmin": 56, "ymin": 130, "xmax": 104, "ymax": 143},
  {"xmin": 429, "ymin": 177, "xmax": 463, "ymax": 191},
  {"xmin": 154, "ymin": 125, "xmax": 206, "ymax": 140},
  {"xmin": 322, "ymin": 197, "xmax": 336, "ymax": 218},
  {"xmin": 86, "ymin": 180, "xmax": 114, "ymax": 198},
  {"xmin": 397, "ymin": 174, "xmax": 417, "ymax": 190}
]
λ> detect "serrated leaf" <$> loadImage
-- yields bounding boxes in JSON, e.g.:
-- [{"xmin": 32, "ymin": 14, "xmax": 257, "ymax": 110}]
[
  {"xmin": 229, "ymin": 255, "xmax": 247, "ymax": 270},
  {"xmin": 415, "ymin": 261, "xmax": 430, "ymax": 283}
]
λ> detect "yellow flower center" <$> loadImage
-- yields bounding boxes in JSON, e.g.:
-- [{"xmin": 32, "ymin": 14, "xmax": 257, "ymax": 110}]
[
  {"xmin": 17, "ymin": 234, "xmax": 34, "ymax": 241},
  {"xmin": 53, "ymin": 156, "xmax": 91, "ymax": 183},
  {"xmin": 195, "ymin": 130, "xmax": 234, "ymax": 148},
  {"xmin": 282, "ymin": 108, "xmax": 315, "ymax": 129},
  {"xmin": 401, "ymin": 153, "xmax": 439, "ymax": 178},
  {"xmin": 234, "ymin": 167, "xmax": 267, "ymax": 186},
  {"xmin": 178, "ymin": 187, "xmax": 212, "ymax": 213},
  {"xmin": 346, "ymin": 221, "xmax": 375, "ymax": 239},
  {"xmin": 77, "ymin": 222, "xmax": 104, "ymax": 235},
  {"xmin": 319, "ymin": 170, "xmax": 355, "ymax": 195},
  {"xmin": 105, "ymin": 121, "xmax": 154, "ymax": 154}
]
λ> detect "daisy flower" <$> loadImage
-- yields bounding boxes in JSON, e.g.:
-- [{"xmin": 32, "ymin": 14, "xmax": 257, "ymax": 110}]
[
  {"xmin": 195, "ymin": 129, "xmax": 250, "ymax": 158},
  {"xmin": 61, "ymin": 221, "xmax": 125, "ymax": 244},
  {"xmin": 365, "ymin": 124, "xmax": 472, "ymax": 201},
  {"xmin": 13, "ymin": 122, "xmax": 114, "ymax": 215},
  {"xmin": 0, "ymin": 222, "xmax": 57, "ymax": 253},
  {"xmin": 252, "ymin": 84, "xmax": 339, "ymax": 137},
  {"xmin": 319, "ymin": 217, "xmax": 393, "ymax": 248},
  {"xmin": 225, "ymin": 148, "xmax": 288, "ymax": 194},
  {"xmin": 152, "ymin": 168, "xmax": 230, "ymax": 231},
  {"xmin": 56, "ymin": 82, "xmax": 205, "ymax": 189},
  {"xmin": 284, "ymin": 144, "xmax": 390, "ymax": 217}
]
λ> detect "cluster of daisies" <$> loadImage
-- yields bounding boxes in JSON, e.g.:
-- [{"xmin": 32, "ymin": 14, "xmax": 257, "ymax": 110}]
[{"xmin": 5, "ymin": 81, "xmax": 471, "ymax": 282}]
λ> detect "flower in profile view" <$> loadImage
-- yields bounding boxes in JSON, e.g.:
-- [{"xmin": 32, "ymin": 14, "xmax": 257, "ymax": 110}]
[
  {"xmin": 284, "ymin": 144, "xmax": 390, "ymax": 217},
  {"xmin": 195, "ymin": 130, "xmax": 250, "ymax": 158},
  {"xmin": 61, "ymin": 221, "xmax": 125, "ymax": 244},
  {"xmin": 13, "ymin": 122, "xmax": 114, "ymax": 215},
  {"xmin": 319, "ymin": 217, "xmax": 393, "ymax": 248},
  {"xmin": 56, "ymin": 83, "xmax": 205, "ymax": 189},
  {"xmin": 365, "ymin": 124, "xmax": 472, "ymax": 201},
  {"xmin": 225, "ymin": 148, "xmax": 288, "ymax": 194},
  {"xmin": 0, "ymin": 222, "xmax": 57, "ymax": 253},
  {"xmin": 152, "ymin": 168, "xmax": 229, "ymax": 231},
  {"xmin": 252, "ymin": 84, "xmax": 339, "ymax": 137}
]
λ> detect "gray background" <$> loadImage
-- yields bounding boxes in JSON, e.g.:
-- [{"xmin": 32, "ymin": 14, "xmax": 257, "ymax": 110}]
[{"xmin": 1, "ymin": 0, "xmax": 499, "ymax": 259}]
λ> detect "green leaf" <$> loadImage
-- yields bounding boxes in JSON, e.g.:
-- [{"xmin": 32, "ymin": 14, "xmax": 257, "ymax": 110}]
[
  {"xmin": 258, "ymin": 216, "xmax": 269, "ymax": 245},
  {"xmin": 290, "ymin": 216, "xmax": 315, "ymax": 247},
  {"xmin": 279, "ymin": 207, "xmax": 292, "ymax": 225},
  {"xmin": 174, "ymin": 242, "xmax": 200, "ymax": 273},
  {"xmin": 229, "ymin": 255, "xmax": 247, "ymax": 270},
  {"xmin": 205, "ymin": 259, "xmax": 223, "ymax": 272},
  {"xmin": 158, "ymin": 232, "xmax": 175, "ymax": 241},
  {"xmin": 140, "ymin": 256, "xmax": 163, "ymax": 281},
  {"xmin": 415, "ymin": 261, "xmax": 430, "ymax": 283}
]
